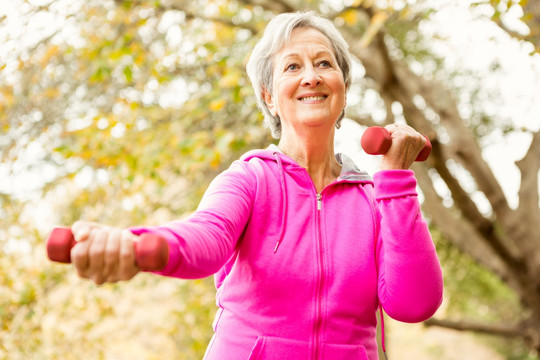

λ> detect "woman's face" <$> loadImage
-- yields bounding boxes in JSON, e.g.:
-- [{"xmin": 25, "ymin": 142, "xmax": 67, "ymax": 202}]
[{"xmin": 264, "ymin": 27, "xmax": 346, "ymax": 134}]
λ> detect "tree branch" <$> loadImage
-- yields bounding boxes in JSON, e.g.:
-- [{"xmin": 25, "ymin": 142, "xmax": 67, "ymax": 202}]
[
  {"xmin": 414, "ymin": 164, "xmax": 516, "ymax": 289},
  {"xmin": 515, "ymin": 130, "xmax": 540, "ymax": 274},
  {"xmin": 328, "ymin": 5, "xmax": 364, "ymax": 21},
  {"xmin": 476, "ymin": 0, "xmax": 540, "ymax": 52},
  {"xmin": 389, "ymin": 56, "xmax": 518, "ymax": 234},
  {"xmin": 380, "ymin": 92, "xmax": 395, "ymax": 124},
  {"xmin": 429, "ymin": 141, "xmax": 525, "ymax": 271},
  {"xmin": 371, "ymin": 50, "xmax": 525, "ymax": 273},
  {"xmin": 153, "ymin": 4, "xmax": 258, "ymax": 33},
  {"xmin": 189, "ymin": 13, "xmax": 257, "ymax": 33},
  {"xmin": 516, "ymin": 130, "xmax": 540, "ymax": 220},
  {"xmin": 236, "ymin": 0, "xmax": 295, "ymax": 14},
  {"xmin": 424, "ymin": 318, "xmax": 522, "ymax": 338}
]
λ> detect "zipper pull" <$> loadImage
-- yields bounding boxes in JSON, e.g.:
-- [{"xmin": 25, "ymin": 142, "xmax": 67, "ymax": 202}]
[{"xmin": 317, "ymin": 193, "xmax": 322, "ymax": 211}]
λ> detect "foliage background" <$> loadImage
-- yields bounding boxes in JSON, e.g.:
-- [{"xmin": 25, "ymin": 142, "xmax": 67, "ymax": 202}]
[{"xmin": 1, "ymin": 0, "xmax": 540, "ymax": 359}]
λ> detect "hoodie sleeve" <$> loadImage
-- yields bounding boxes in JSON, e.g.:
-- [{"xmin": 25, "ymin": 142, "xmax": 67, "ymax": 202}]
[
  {"xmin": 373, "ymin": 170, "xmax": 443, "ymax": 323},
  {"xmin": 130, "ymin": 161, "xmax": 255, "ymax": 279}
]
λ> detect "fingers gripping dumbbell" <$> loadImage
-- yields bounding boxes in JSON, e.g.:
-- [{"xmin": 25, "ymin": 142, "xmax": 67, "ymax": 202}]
[
  {"xmin": 46, "ymin": 227, "xmax": 169, "ymax": 271},
  {"xmin": 360, "ymin": 126, "xmax": 432, "ymax": 162}
]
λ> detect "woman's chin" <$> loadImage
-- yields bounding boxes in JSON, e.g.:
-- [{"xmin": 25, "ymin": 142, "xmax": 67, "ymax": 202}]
[{"xmin": 295, "ymin": 117, "xmax": 337, "ymax": 131}]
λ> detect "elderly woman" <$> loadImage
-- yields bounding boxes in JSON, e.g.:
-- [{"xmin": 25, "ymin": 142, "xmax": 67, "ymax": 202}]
[{"xmin": 70, "ymin": 11, "xmax": 443, "ymax": 360}]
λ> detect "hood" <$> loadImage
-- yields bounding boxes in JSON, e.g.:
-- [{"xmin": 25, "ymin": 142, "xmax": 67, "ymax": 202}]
[{"xmin": 241, "ymin": 144, "xmax": 373, "ymax": 183}]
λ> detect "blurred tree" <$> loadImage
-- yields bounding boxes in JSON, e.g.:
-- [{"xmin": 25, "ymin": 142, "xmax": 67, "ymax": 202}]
[{"xmin": 1, "ymin": 0, "xmax": 540, "ymax": 358}]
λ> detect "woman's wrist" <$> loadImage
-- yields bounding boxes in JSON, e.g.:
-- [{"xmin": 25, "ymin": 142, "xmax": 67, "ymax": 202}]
[{"xmin": 379, "ymin": 159, "xmax": 411, "ymax": 171}]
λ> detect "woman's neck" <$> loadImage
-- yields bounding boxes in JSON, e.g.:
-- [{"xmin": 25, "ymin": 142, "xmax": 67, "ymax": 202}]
[{"xmin": 278, "ymin": 130, "xmax": 341, "ymax": 193}]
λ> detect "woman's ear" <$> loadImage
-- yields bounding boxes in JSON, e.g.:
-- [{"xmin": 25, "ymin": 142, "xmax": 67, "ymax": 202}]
[{"xmin": 262, "ymin": 88, "xmax": 277, "ymax": 116}]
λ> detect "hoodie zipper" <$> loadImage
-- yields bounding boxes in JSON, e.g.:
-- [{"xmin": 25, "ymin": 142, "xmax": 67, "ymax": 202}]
[{"xmin": 313, "ymin": 192, "xmax": 324, "ymax": 360}]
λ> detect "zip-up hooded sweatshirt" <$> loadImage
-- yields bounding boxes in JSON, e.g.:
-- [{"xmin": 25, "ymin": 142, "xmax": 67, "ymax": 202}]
[{"xmin": 131, "ymin": 146, "xmax": 443, "ymax": 360}]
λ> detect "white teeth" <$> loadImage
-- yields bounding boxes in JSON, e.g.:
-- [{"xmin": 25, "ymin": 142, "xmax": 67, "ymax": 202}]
[{"xmin": 299, "ymin": 96, "xmax": 325, "ymax": 102}]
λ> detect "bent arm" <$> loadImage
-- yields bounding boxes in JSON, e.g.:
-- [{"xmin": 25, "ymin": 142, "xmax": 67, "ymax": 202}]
[
  {"xmin": 374, "ymin": 170, "xmax": 443, "ymax": 323},
  {"xmin": 131, "ymin": 161, "xmax": 255, "ymax": 279}
]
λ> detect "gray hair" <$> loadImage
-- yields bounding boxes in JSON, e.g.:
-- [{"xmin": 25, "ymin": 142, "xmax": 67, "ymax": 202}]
[{"xmin": 246, "ymin": 11, "xmax": 352, "ymax": 139}]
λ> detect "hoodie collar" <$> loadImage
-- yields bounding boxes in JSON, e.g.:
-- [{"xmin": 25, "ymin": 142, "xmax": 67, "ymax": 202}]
[{"xmin": 257, "ymin": 144, "xmax": 372, "ymax": 183}]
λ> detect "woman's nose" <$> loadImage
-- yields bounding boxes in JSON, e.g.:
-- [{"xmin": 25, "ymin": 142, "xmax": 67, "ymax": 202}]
[{"xmin": 301, "ymin": 66, "xmax": 322, "ymax": 87}]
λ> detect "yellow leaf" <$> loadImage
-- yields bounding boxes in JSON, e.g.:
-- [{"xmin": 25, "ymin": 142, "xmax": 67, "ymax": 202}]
[
  {"xmin": 341, "ymin": 9, "xmax": 359, "ymax": 26},
  {"xmin": 218, "ymin": 71, "xmax": 241, "ymax": 88},
  {"xmin": 45, "ymin": 45, "xmax": 59, "ymax": 58},
  {"xmin": 210, "ymin": 98, "xmax": 226, "ymax": 111},
  {"xmin": 2, "ymin": 89, "xmax": 14, "ymax": 106},
  {"xmin": 45, "ymin": 88, "xmax": 60, "ymax": 99},
  {"xmin": 210, "ymin": 152, "xmax": 221, "ymax": 169}
]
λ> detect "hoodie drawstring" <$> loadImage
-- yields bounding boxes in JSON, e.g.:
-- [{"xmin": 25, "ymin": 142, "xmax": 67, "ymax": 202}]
[
  {"xmin": 273, "ymin": 152, "xmax": 288, "ymax": 253},
  {"xmin": 379, "ymin": 304, "xmax": 388, "ymax": 359},
  {"xmin": 360, "ymin": 183, "xmax": 389, "ymax": 359}
]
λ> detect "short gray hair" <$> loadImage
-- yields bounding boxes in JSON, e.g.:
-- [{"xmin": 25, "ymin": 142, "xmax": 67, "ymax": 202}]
[{"xmin": 246, "ymin": 11, "xmax": 352, "ymax": 139}]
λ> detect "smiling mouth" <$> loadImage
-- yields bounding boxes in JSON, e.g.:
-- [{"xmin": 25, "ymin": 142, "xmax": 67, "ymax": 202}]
[{"xmin": 298, "ymin": 95, "xmax": 327, "ymax": 102}]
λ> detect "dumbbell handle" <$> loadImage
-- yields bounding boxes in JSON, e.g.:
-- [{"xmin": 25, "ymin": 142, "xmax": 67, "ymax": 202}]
[
  {"xmin": 46, "ymin": 227, "xmax": 169, "ymax": 271},
  {"xmin": 361, "ymin": 126, "xmax": 432, "ymax": 162}
]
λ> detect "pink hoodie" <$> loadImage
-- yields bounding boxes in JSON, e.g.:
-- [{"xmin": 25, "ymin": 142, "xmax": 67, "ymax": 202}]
[{"xmin": 131, "ymin": 146, "xmax": 443, "ymax": 360}]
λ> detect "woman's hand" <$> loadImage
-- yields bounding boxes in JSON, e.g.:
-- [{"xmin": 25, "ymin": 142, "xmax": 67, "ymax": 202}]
[
  {"xmin": 379, "ymin": 123, "xmax": 427, "ymax": 170},
  {"xmin": 70, "ymin": 221, "xmax": 140, "ymax": 285}
]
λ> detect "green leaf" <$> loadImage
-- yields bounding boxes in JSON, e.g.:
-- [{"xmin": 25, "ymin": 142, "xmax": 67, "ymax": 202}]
[{"xmin": 123, "ymin": 65, "xmax": 133, "ymax": 83}]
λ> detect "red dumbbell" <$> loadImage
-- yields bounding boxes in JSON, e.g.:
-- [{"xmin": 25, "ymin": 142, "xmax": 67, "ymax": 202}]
[
  {"xmin": 46, "ymin": 227, "xmax": 169, "ymax": 271},
  {"xmin": 361, "ymin": 126, "xmax": 432, "ymax": 162}
]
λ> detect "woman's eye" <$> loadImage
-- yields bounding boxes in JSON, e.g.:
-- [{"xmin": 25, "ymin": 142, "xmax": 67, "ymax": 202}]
[
  {"xmin": 286, "ymin": 63, "xmax": 299, "ymax": 71},
  {"xmin": 318, "ymin": 60, "xmax": 332, "ymax": 68}
]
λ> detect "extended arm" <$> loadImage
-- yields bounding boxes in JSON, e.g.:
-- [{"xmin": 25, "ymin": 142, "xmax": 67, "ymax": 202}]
[{"xmin": 130, "ymin": 161, "xmax": 255, "ymax": 279}]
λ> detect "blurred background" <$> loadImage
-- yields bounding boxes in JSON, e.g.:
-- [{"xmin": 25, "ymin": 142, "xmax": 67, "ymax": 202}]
[{"xmin": 1, "ymin": 0, "xmax": 540, "ymax": 359}]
